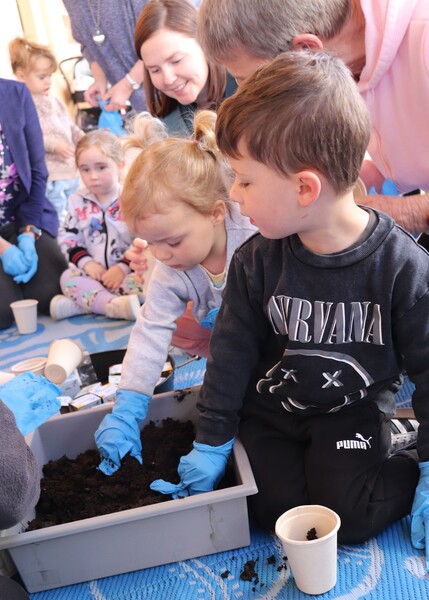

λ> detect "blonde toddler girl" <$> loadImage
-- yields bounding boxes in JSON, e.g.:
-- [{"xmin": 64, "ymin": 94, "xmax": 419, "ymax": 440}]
[
  {"xmin": 50, "ymin": 129, "xmax": 143, "ymax": 321},
  {"xmin": 94, "ymin": 110, "xmax": 257, "ymax": 475}
]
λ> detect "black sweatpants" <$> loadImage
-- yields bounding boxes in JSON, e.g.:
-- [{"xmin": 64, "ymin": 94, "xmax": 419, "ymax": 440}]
[
  {"xmin": 239, "ymin": 399, "xmax": 419, "ymax": 544},
  {"xmin": 0, "ymin": 224, "xmax": 67, "ymax": 329}
]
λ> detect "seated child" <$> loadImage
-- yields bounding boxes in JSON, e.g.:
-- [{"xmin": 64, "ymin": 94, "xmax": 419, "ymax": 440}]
[
  {"xmin": 150, "ymin": 50, "xmax": 429, "ymax": 550},
  {"xmin": 50, "ymin": 129, "xmax": 144, "ymax": 321},
  {"xmin": 9, "ymin": 38, "xmax": 84, "ymax": 222},
  {"xmin": 94, "ymin": 109, "xmax": 257, "ymax": 475}
]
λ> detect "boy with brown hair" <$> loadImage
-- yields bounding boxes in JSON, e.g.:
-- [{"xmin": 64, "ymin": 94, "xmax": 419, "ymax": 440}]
[{"xmin": 150, "ymin": 50, "xmax": 429, "ymax": 550}]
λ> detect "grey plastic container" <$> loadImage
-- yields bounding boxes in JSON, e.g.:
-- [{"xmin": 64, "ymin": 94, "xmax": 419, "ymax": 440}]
[{"xmin": 0, "ymin": 386, "xmax": 257, "ymax": 593}]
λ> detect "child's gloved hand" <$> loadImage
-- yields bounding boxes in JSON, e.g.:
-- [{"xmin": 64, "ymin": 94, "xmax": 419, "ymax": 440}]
[
  {"xmin": 150, "ymin": 438, "xmax": 234, "ymax": 499},
  {"xmin": 200, "ymin": 307, "xmax": 219, "ymax": 331},
  {"xmin": 0, "ymin": 244, "xmax": 29, "ymax": 277},
  {"xmin": 411, "ymin": 461, "xmax": 429, "ymax": 570},
  {"xmin": 95, "ymin": 389, "xmax": 151, "ymax": 475},
  {"xmin": 15, "ymin": 234, "xmax": 38, "ymax": 283}
]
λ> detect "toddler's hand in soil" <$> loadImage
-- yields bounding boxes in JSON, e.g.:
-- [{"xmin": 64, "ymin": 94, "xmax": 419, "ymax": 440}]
[
  {"xmin": 150, "ymin": 438, "xmax": 234, "ymax": 499},
  {"xmin": 95, "ymin": 390, "xmax": 151, "ymax": 475}
]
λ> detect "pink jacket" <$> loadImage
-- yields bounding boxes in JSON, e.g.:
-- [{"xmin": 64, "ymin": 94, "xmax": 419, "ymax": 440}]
[{"xmin": 359, "ymin": 0, "xmax": 429, "ymax": 193}]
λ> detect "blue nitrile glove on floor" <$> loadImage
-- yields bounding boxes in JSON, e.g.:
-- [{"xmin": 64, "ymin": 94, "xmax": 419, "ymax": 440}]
[
  {"xmin": 15, "ymin": 234, "xmax": 38, "ymax": 283},
  {"xmin": 95, "ymin": 389, "xmax": 151, "ymax": 475},
  {"xmin": 0, "ymin": 244, "xmax": 29, "ymax": 278},
  {"xmin": 0, "ymin": 373, "xmax": 61, "ymax": 435},
  {"xmin": 411, "ymin": 461, "xmax": 429, "ymax": 570},
  {"xmin": 98, "ymin": 99, "xmax": 126, "ymax": 136},
  {"xmin": 200, "ymin": 307, "xmax": 219, "ymax": 331},
  {"xmin": 150, "ymin": 438, "xmax": 234, "ymax": 499}
]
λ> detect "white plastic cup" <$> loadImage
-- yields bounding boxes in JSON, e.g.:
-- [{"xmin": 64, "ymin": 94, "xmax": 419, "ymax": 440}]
[
  {"xmin": 44, "ymin": 338, "xmax": 83, "ymax": 385},
  {"xmin": 10, "ymin": 299, "xmax": 38, "ymax": 334},
  {"xmin": 11, "ymin": 356, "xmax": 47, "ymax": 376},
  {"xmin": 275, "ymin": 505, "xmax": 341, "ymax": 595}
]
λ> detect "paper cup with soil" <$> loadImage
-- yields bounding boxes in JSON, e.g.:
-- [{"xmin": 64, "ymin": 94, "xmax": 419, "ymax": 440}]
[
  {"xmin": 275, "ymin": 504, "xmax": 341, "ymax": 595},
  {"xmin": 44, "ymin": 338, "xmax": 83, "ymax": 384}
]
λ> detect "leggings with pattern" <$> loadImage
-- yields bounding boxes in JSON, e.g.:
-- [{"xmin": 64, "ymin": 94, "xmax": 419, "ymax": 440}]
[{"xmin": 60, "ymin": 266, "xmax": 144, "ymax": 315}]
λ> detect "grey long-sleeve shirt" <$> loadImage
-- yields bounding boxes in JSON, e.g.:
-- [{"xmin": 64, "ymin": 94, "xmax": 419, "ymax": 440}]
[
  {"xmin": 0, "ymin": 400, "xmax": 40, "ymax": 529},
  {"xmin": 120, "ymin": 205, "xmax": 257, "ymax": 396}
]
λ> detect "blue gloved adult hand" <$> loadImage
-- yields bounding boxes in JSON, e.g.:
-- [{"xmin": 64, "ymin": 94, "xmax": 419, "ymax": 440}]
[
  {"xmin": 0, "ymin": 244, "xmax": 29, "ymax": 277},
  {"xmin": 150, "ymin": 438, "xmax": 234, "ymax": 499},
  {"xmin": 411, "ymin": 461, "xmax": 429, "ymax": 570},
  {"xmin": 200, "ymin": 307, "xmax": 219, "ymax": 331},
  {"xmin": 14, "ymin": 234, "xmax": 38, "ymax": 283},
  {"xmin": 95, "ymin": 389, "xmax": 151, "ymax": 476}
]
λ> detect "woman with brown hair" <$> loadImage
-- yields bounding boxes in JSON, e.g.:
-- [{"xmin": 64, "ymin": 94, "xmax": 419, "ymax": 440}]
[{"xmin": 134, "ymin": 0, "xmax": 236, "ymax": 136}]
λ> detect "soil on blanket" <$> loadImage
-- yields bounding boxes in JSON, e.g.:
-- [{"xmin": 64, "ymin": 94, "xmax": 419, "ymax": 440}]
[{"xmin": 27, "ymin": 418, "xmax": 234, "ymax": 531}]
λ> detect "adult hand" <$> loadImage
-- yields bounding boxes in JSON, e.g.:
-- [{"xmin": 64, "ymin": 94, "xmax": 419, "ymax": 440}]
[
  {"xmin": 83, "ymin": 260, "xmax": 106, "ymax": 281},
  {"xmin": 200, "ymin": 307, "xmax": 219, "ymax": 331},
  {"xmin": 95, "ymin": 389, "xmax": 151, "ymax": 475},
  {"xmin": 125, "ymin": 238, "xmax": 149, "ymax": 278},
  {"xmin": 411, "ymin": 461, "xmax": 429, "ymax": 570},
  {"xmin": 150, "ymin": 438, "xmax": 234, "ymax": 499},
  {"xmin": 103, "ymin": 78, "xmax": 133, "ymax": 111},
  {"xmin": 16, "ymin": 234, "xmax": 38, "ymax": 282},
  {"xmin": 102, "ymin": 265, "xmax": 125, "ymax": 290},
  {"xmin": 84, "ymin": 80, "xmax": 107, "ymax": 107},
  {"xmin": 0, "ymin": 244, "xmax": 29, "ymax": 277},
  {"xmin": 54, "ymin": 140, "xmax": 75, "ymax": 160}
]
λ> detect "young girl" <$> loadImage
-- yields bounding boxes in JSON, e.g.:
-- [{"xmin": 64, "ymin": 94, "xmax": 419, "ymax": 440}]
[
  {"xmin": 9, "ymin": 38, "xmax": 84, "ymax": 222},
  {"xmin": 94, "ymin": 110, "xmax": 257, "ymax": 475},
  {"xmin": 50, "ymin": 129, "xmax": 144, "ymax": 322}
]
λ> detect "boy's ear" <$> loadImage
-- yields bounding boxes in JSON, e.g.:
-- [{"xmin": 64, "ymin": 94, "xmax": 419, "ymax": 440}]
[
  {"xmin": 211, "ymin": 200, "xmax": 227, "ymax": 225},
  {"xmin": 295, "ymin": 171, "xmax": 321, "ymax": 207},
  {"xmin": 291, "ymin": 34, "xmax": 324, "ymax": 51}
]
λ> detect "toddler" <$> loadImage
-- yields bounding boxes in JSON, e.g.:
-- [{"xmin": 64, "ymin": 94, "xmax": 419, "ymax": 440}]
[
  {"xmin": 94, "ymin": 109, "xmax": 257, "ymax": 475},
  {"xmin": 9, "ymin": 38, "xmax": 84, "ymax": 222},
  {"xmin": 50, "ymin": 129, "xmax": 143, "ymax": 321}
]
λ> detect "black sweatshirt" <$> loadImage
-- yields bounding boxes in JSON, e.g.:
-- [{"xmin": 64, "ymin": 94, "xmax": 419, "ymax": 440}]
[{"xmin": 197, "ymin": 209, "xmax": 429, "ymax": 461}]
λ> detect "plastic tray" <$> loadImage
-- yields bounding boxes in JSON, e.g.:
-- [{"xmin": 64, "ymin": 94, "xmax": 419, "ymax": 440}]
[{"xmin": 0, "ymin": 386, "xmax": 257, "ymax": 592}]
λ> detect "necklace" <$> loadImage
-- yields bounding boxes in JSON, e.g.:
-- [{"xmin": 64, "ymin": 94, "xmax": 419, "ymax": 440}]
[{"xmin": 88, "ymin": 0, "xmax": 105, "ymax": 46}]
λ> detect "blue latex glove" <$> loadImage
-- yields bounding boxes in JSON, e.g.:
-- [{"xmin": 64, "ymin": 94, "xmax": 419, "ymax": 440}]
[
  {"xmin": 411, "ymin": 461, "xmax": 429, "ymax": 570},
  {"xmin": 0, "ymin": 244, "xmax": 29, "ymax": 277},
  {"xmin": 200, "ymin": 307, "xmax": 219, "ymax": 331},
  {"xmin": 98, "ymin": 99, "xmax": 126, "ymax": 136},
  {"xmin": 0, "ymin": 373, "xmax": 61, "ymax": 435},
  {"xmin": 15, "ymin": 234, "xmax": 38, "ymax": 283},
  {"xmin": 95, "ymin": 389, "xmax": 151, "ymax": 475},
  {"xmin": 150, "ymin": 438, "xmax": 234, "ymax": 499}
]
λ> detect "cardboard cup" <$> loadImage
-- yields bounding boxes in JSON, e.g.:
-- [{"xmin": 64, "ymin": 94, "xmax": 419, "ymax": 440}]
[
  {"xmin": 44, "ymin": 339, "xmax": 83, "ymax": 385},
  {"xmin": 275, "ymin": 505, "xmax": 341, "ymax": 595},
  {"xmin": 10, "ymin": 299, "xmax": 38, "ymax": 334}
]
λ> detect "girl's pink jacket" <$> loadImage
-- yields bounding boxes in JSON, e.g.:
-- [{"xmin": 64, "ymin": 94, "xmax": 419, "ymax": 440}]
[{"xmin": 359, "ymin": 0, "xmax": 429, "ymax": 193}]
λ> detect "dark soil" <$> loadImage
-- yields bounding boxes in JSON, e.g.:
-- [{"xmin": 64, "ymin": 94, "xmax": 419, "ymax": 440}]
[
  {"xmin": 307, "ymin": 527, "xmax": 318, "ymax": 540},
  {"xmin": 27, "ymin": 418, "xmax": 234, "ymax": 531}
]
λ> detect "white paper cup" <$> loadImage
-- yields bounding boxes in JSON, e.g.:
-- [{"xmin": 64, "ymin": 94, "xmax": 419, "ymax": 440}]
[
  {"xmin": 44, "ymin": 339, "xmax": 83, "ymax": 385},
  {"xmin": 275, "ymin": 505, "xmax": 341, "ymax": 595},
  {"xmin": 11, "ymin": 356, "xmax": 47, "ymax": 376},
  {"xmin": 10, "ymin": 299, "xmax": 38, "ymax": 334}
]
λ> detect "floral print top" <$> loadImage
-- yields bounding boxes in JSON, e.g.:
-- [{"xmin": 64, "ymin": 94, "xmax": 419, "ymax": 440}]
[{"xmin": 0, "ymin": 122, "xmax": 20, "ymax": 227}]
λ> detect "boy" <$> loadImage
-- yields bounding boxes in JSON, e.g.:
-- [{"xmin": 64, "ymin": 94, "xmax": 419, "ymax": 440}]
[{"xmin": 150, "ymin": 51, "xmax": 429, "ymax": 549}]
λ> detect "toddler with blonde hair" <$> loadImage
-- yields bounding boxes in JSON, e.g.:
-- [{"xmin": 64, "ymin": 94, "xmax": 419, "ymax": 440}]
[
  {"xmin": 51, "ymin": 129, "xmax": 144, "ymax": 322},
  {"xmin": 9, "ymin": 38, "xmax": 84, "ymax": 222},
  {"xmin": 94, "ymin": 109, "xmax": 256, "ymax": 475}
]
